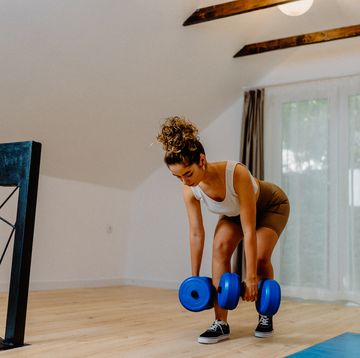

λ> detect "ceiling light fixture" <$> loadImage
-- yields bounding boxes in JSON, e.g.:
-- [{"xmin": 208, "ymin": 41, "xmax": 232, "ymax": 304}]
[{"xmin": 278, "ymin": 0, "xmax": 314, "ymax": 16}]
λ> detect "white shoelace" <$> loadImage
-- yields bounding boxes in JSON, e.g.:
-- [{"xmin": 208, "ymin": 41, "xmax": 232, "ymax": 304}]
[
  {"xmin": 208, "ymin": 320, "xmax": 226, "ymax": 333},
  {"xmin": 259, "ymin": 315, "xmax": 270, "ymax": 326}
]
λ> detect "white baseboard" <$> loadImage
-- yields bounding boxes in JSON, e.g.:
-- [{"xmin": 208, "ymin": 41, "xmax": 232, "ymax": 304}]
[
  {"xmin": 0, "ymin": 278, "xmax": 126, "ymax": 292},
  {"xmin": 0, "ymin": 278, "xmax": 179, "ymax": 292},
  {"xmin": 282, "ymin": 286, "xmax": 360, "ymax": 305},
  {"xmin": 121, "ymin": 278, "xmax": 179, "ymax": 290}
]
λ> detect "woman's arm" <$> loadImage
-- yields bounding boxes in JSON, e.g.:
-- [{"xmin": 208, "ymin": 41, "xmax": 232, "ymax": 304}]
[
  {"xmin": 183, "ymin": 185, "xmax": 205, "ymax": 276},
  {"xmin": 234, "ymin": 164, "xmax": 258, "ymax": 302}
]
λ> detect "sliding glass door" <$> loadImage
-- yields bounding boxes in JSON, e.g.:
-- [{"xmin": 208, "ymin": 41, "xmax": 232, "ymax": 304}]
[{"xmin": 265, "ymin": 76, "xmax": 360, "ymax": 303}]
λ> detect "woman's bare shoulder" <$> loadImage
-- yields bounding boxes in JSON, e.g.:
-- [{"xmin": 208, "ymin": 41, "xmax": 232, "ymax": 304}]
[
  {"xmin": 212, "ymin": 161, "xmax": 228, "ymax": 169},
  {"xmin": 233, "ymin": 162, "xmax": 251, "ymax": 184}
]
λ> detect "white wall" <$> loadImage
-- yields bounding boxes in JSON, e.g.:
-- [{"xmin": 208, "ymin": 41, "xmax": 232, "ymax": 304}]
[
  {"xmin": 125, "ymin": 97, "xmax": 244, "ymax": 288},
  {"xmin": 253, "ymin": 40, "xmax": 360, "ymax": 88},
  {"xmin": 0, "ymin": 175, "xmax": 131, "ymax": 291},
  {"xmin": 0, "ymin": 96, "xmax": 243, "ymax": 293}
]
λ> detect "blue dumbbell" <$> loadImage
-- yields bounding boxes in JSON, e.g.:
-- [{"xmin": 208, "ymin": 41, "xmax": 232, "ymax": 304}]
[
  {"xmin": 256, "ymin": 278, "xmax": 281, "ymax": 316},
  {"xmin": 178, "ymin": 276, "xmax": 215, "ymax": 312},
  {"xmin": 217, "ymin": 272, "xmax": 242, "ymax": 310},
  {"xmin": 218, "ymin": 272, "xmax": 281, "ymax": 315}
]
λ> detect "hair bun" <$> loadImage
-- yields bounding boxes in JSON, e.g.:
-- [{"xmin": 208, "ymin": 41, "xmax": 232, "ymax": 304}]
[{"xmin": 157, "ymin": 116, "xmax": 199, "ymax": 154}]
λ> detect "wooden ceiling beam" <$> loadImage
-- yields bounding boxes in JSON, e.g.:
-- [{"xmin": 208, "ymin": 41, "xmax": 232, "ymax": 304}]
[
  {"xmin": 234, "ymin": 24, "xmax": 360, "ymax": 57},
  {"xmin": 183, "ymin": 0, "xmax": 298, "ymax": 26}
]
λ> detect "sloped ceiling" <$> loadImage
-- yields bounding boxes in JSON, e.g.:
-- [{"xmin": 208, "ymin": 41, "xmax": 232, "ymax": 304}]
[{"xmin": 1, "ymin": 0, "xmax": 360, "ymax": 190}]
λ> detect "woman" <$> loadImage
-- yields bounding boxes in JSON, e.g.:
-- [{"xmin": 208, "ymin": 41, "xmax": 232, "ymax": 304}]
[{"xmin": 157, "ymin": 116, "xmax": 290, "ymax": 344}]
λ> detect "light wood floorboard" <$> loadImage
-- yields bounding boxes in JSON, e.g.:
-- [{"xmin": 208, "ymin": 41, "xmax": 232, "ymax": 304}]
[{"xmin": 0, "ymin": 286, "xmax": 359, "ymax": 357}]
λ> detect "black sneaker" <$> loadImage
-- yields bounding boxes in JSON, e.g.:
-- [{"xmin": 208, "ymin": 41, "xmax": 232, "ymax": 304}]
[
  {"xmin": 255, "ymin": 314, "xmax": 273, "ymax": 338},
  {"xmin": 198, "ymin": 320, "xmax": 230, "ymax": 344}
]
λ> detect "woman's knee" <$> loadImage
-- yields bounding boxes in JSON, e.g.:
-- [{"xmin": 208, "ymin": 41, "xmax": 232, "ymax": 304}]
[
  {"xmin": 213, "ymin": 238, "xmax": 234, "ymax": 262},
  {"xmin": 212, "ymin": 219, "xmax": 241, "ymax": 262}
]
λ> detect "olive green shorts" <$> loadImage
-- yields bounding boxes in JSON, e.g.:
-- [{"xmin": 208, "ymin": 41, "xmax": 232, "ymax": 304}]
[{"xmin": 221, "ymin": 180, "xmax": 290, "ymax": 237}]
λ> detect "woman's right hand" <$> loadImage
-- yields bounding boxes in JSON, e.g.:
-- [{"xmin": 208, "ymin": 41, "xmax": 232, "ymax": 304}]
[{"xmin": 242, "ymin": 278, "xmax": 258, "ymax": 302}]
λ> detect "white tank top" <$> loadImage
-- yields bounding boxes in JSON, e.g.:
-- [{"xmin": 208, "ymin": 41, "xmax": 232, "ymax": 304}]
[{"xmin": 191, "ymin": 161, "xmax": 258, "ymax": 217}]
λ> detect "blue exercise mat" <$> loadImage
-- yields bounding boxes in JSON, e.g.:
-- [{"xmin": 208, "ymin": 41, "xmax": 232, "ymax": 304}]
[{"xmin": 287, "ymin": 332, "xmax": 360, "ymax": 357}]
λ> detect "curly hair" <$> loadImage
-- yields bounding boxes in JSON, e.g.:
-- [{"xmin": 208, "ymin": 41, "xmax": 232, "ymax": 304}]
[{"xmin": 156, "ymin": 116, "xmax": 205, "ymax": 166}]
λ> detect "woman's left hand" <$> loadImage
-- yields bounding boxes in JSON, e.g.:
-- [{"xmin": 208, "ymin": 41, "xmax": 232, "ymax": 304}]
[{"xmin": 242, "ymin": 278, "xmax": 258, "ymax": 302}]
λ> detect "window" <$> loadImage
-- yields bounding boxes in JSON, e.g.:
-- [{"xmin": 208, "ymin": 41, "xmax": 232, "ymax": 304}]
[
  {"xmin": 265, "ymin": 76, "xmax": 360, "ymax": 303},
  {"xmin": 349, "ymin": 94, "xmax": 360, "ymax": 292}
]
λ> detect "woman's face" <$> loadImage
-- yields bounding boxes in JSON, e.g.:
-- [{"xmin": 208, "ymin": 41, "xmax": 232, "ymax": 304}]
[{"xmin": 168, "ymin": 155, "xmax": 206, "ymax": 187}]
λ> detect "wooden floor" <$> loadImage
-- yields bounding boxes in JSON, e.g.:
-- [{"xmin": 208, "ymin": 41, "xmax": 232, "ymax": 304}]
[{"xmin": 0, "ymin": 286, "xmax": 359, "ymax": 357}]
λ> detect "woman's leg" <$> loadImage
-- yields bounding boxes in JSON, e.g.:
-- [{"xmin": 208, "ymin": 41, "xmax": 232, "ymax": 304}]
[
  {"xmin": 256, "ymin": 226, "xmax": 279, "ymax": 280},
  {"xmin": 254, "ymin": 226, "xmax": 280, "ymax": 338},
  {"xmin": 255, "ymin": 181, "xmax": 290, "ymax": 280},
  {"xmin": 212, "ymin": 217, "xmax": 242, "ymax": 322}
]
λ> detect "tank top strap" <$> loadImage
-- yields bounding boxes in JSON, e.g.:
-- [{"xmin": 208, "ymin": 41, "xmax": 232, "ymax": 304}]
[
  {"xmin": 226, "ymin": 161, "xmax": 238, "ymax": 197},
  {"xmin": 190, "ymin": 186, "xmax": 202, "ymax": 200}
]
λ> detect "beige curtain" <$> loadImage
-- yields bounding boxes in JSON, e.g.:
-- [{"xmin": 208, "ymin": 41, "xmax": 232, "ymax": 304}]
[
  {"xmin": 235, "ymin": 89, "xmax": 265, "ymax": 277},
  {"xmin": 240, "ymin": 89, "xmax": 264, "ymax": 180}
]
